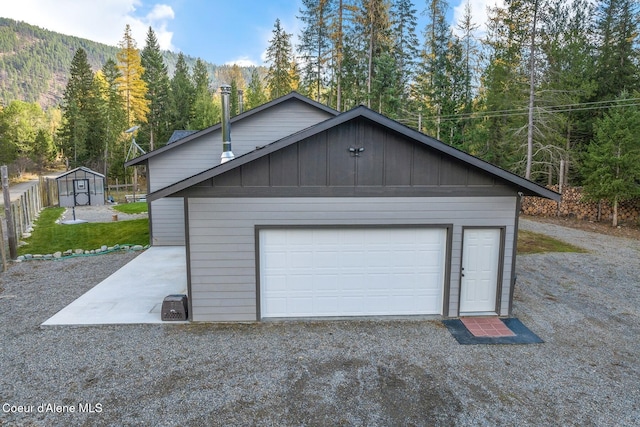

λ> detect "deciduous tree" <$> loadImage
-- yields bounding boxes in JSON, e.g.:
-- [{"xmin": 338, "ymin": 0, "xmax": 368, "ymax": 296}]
[{"xmin": 116, "ymin": 24, "xmax": 149, "ymax": 128}]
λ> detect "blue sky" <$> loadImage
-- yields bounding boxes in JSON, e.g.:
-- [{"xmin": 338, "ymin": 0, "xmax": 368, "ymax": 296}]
[{"xmin": 1, "ymin": 0, "xmax": 500, "ymax": 66}]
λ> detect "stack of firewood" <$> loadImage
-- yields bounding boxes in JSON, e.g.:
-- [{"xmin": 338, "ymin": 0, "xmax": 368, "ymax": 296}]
[{"xmin": 521, "ymin": 186, "xmax": 640, "ymax": 223}]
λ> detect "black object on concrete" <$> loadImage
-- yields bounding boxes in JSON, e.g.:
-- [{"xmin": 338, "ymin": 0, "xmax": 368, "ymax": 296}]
[{"xmin": 161, "ymin": 294, "xmax": 188, "ymax": 321}]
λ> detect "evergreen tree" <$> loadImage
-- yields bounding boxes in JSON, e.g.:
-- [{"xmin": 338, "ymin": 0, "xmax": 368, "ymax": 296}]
[
  {"xmin": 191, "ymin": 58, "xmax": 218, "ymax": 129},
  {"xmin": 452, "ymin": 0, "xmax": 480, "ymax": 150},
  {"xmin": 473, "ymin": 1, "xmax": 530, "ymax": 170},
  {"xmin": 31, "ymin": 128, "xmax": 53, "ymax": 173},
  {"xmin": 170, "ymin": 52, "xmax": 195, "ymax": 130},
  {"xmin": 265, "ymin": 19, "xmax": 296, "ymax": 99},
  {"xmin": 391, "ymin": 0, "xmax": 419, "ymax": 116},
  {"xmin": 352, "ymin": 0, "xmax": 392, "ymax": 108},
  {"xmin": 96, "ymin": 59, "xmax": 127, "ymax": 179},
  {"xmin": 328, "ymin": 0, "xmax": 349, "ymax": 110},
  {"xmin": 245, "ymin": 68, "xmax": 268, "ymax": 110},
  {"xmin": 298, "ymin": 0, "xmax": 333, "ymax": 102},
  {"xmin": 455, "ymin": 0, "xmax": 479, "ymax": 114},
  {"xmin": 414, "ymin": 0, "xmax": 457, "ymax": 141},
  {"xmin": 116, "ymin": 24, "xmax": 149, "ymax": 128},
  {"xmin": 83, "ymin": 70, "xmax": 107, "ymax": 168},
  {"xmin": 141, "ymin": 27, "xmax": 171, "ymax": 150},
  {"xmin": 594, "ymin": 0, "xmax": 640, "ymax": 101},
  {"xmin": 58, "ymin": 48, "xmax": 94, "ymax": 168},
  {"xmin": 582, "ymin": 92, "xmax": 640, "ymax": 226},
  {"xmin": 538, "ymin": 0, "xmax": 596, "ymax": 184}
]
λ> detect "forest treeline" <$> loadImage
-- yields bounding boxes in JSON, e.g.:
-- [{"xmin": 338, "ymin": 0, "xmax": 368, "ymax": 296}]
[{"xmin": 1, "ymin": 0, "xmax": 639, "ymax": 225}]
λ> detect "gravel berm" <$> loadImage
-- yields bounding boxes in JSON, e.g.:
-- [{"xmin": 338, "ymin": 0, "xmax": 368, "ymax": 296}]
[{"xmin": 0, "ymin": 218, "xmax": 638, "ymax": 426}]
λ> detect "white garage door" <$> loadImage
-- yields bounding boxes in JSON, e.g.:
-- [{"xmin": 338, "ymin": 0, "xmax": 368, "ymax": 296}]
[{"xmin": 259, "ymin": 227, "xmax": 446, "ymax": 318}]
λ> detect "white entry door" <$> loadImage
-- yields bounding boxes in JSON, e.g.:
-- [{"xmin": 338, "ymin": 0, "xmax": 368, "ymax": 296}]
[
  {"xmin": 460, "ymin": 228, "xmax": 501, "ymax": 314},
  {"xmin": 260, "ymin": 227, "xmax": 446, "ymax": 318}
]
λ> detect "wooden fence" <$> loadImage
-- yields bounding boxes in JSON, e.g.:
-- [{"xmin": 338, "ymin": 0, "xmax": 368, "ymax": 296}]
[{"xmin": 1, "ymin": 175, "xmax": 58, "ymax": 269}]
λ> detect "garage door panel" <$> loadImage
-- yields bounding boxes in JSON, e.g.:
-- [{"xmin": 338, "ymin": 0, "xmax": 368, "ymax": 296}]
[{"xmin": 260, "ymin": 228, "xmax": 446, "ymax": 318}]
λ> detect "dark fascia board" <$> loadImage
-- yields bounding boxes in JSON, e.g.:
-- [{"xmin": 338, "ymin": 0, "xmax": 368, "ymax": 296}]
[
  {"xmin": 148, "ymin": 105, "xmax": 561, "ymax": 202},
  {"xmin": 55, "ymin": 166, "xmax": 105, "ymax": 179},
  {"xmin": 124, "ymin": 92, "xmax": 339, "ymax": 167}
]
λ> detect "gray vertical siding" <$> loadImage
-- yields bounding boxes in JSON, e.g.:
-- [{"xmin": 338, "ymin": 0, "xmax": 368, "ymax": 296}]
[
  {"xmin": 147, "ymin": 101, "xmax": 334, "ymax": 245},
  {"xmin": 186, "ymin": 196, "xmax": 518, "ymax": 322}
]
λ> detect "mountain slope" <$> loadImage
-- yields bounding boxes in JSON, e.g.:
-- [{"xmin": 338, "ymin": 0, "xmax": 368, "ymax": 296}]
[{"xmin": 0, "ymin": 17, "xmax": 258, "ymax": 109}]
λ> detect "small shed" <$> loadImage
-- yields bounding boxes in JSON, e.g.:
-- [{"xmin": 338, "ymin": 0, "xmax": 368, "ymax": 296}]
[{"xmin": 56, "ymin": 167, "xmax": 105, "ymax": 207}]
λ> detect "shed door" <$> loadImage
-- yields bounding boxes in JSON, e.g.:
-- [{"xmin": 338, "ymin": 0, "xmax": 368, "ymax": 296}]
[
  {"xmin": 259, "ymin": 227, "xmax": 446, "ymax": 318},
  {"xmin": 460, "ymin": 228, "xmax": 501, "ymax": 314},
  {"xmin": 73, "ymin": 179, "xmax": 90, "ymax": 206}
]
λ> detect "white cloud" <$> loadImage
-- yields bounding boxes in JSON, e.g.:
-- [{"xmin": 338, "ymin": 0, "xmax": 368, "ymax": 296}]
[
  {"xmin": 226, "ymin": 57, "xmax": 258, "ymax": 67},
  {"xmin": 1, "ymin": 0, "xmax": 175, "ymax": 50},
  {"xmin": 451, "ymin": 0, "xmax": 506, "ymax": 38}
]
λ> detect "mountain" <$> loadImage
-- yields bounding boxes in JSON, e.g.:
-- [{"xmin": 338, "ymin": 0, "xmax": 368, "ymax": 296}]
[{"xmin": 0, "ymin": 17, "xmax": 259, "ymax": 109}]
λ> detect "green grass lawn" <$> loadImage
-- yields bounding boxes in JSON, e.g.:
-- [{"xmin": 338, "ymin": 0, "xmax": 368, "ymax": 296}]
[
  {"xmin": 113, "ymin": 202, "xmax": 148, "ymax": 215},
  {"xmin": 517, "ymin": 229, "xmax": 587, "ymax": 254},
  {"xmin": 18, "ymin": 207, "xmax": 149, "ymax": 255},
  {"xmin": 18, "ymin": 207, "xmax": 581, "ymax": 257}
]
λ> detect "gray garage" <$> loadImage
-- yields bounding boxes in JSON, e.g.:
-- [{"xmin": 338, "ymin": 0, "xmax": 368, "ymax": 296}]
[{"xmin": 149, "ymin": 106, "xmax": 559, "ymax": 322}]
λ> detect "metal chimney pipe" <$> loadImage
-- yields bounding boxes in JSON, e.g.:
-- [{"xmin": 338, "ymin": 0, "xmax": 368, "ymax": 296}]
[{"xmin": 220, "ymin": 84, "xmax": 234, "ymax": 163}]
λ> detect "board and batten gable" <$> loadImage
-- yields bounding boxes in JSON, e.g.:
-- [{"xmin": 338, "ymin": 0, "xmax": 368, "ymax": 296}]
[
  {"xmin": 141, "ymin": 97, "xmax": 337, "ymax": 245},
  {"xmin": 175, "ymin": 116, "xmax": 514, "ymax": 198},
  {"xmin": 175, "ymin": 117, "xmax": 524, "ymax": 321}
]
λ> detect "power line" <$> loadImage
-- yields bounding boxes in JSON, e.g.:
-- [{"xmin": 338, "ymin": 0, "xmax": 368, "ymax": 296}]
[{"xmin": 418, "ymin": 97, "xmax": 640, "ymax": 123}]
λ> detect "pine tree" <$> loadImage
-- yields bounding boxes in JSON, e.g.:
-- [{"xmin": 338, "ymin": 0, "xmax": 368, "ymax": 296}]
[
  {"xmin": 170, "ymin": 52, "xmax": 195, "ymax": 130},
  {"xmin": 58, "ymin": 48, "xmax": 94, "ymax": 168},
  {"xmin": 31, "ymin": 128, "xmax": 53, "ymax": 173},
  {"xmin": 141, "ymin": 27, "xmax": 171, "ymax": 150},
  {"xmin": 455, "ymin": 0, "xmax": 479, "ymax": 114},
  {"xmin": 594, "ymin": 0, "xmax": 640, "ymax": 101},
  {"xmin": 473, "ymin": 1, "xmax": 530, "ymax": 170},
  {"xmin": 328, "ymin": 0, "xmax": 349, "ymax": 110},
  {"xmin": 298, "ymin": 0, "xmax": 333, "ymax": 103},
  {"xmin": 191, "ymin": 58, "xmax": 218, "ymax": 129},
  {"xmin": 414, "ymin": 0, "xmax": 456, "ymax": 141},
  {"xmin": 245, "ymin": 68, "xmax": 268, "ymax": 110},
  {"xmin": 352, "ymin": 0, "xmax": 392, "ymax": 108},
  {"xmin": 265, "ymin": 19, "xmax": 296, "ymax": 99},
  {"xmin": 582, "ymin": 92, "xmax": 640, "ymax": 226},
  {"xmin": 96, "ymin": 59, "xmax": 127, "ymax": 179},
  {"xmin": 116, "ymin": 24, "xmax": 149, "ymax": 128},
  {"xmin": 538, "ymin": 0, "xmax": 596, "ymax": 184},
  {"xmin": 391, "ymin": 0, "xmax": 418, "ymax": 112}
]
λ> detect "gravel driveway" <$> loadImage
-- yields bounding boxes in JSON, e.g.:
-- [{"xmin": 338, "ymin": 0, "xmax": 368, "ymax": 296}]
[{"xmin": 0, "ymin": 219, "xmax": 638, "ymax": 426}]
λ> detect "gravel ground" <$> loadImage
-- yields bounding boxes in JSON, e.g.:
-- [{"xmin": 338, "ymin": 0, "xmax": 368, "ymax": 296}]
[
  {"xmin": 59, "ymin": 205, "xmax": 148, "ymax": 223},
  {"xmin": 0, "ymin": 219, "xmax": 638, "ymax": 426}
]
